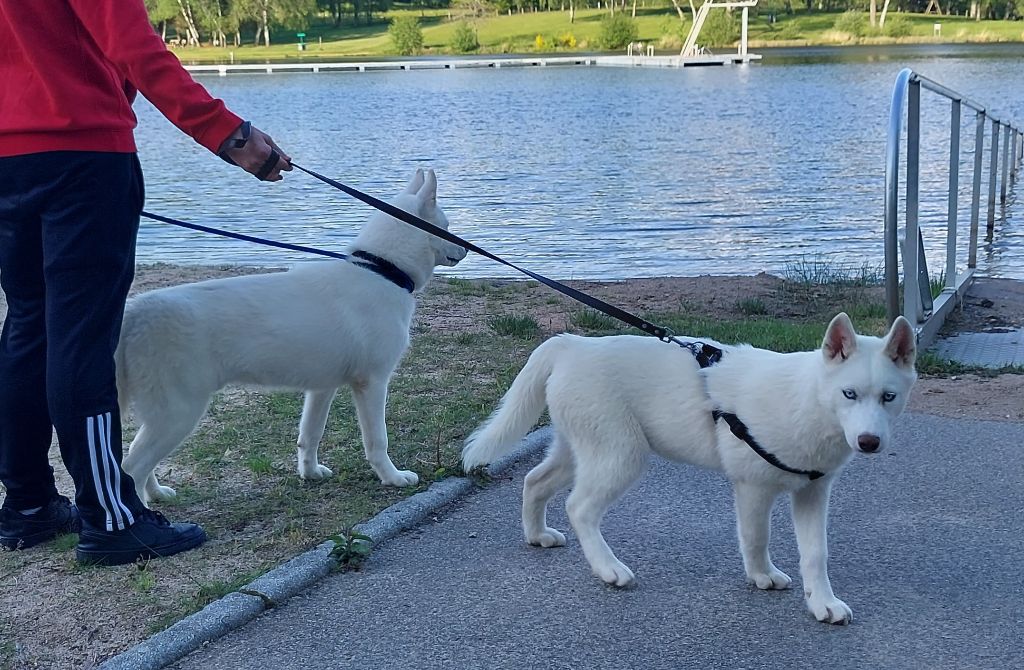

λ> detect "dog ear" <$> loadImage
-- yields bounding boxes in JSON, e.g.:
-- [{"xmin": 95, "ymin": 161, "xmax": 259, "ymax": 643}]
[
  {"xmin": 884, "ymin": 316, "xmax": 917, "ymax": 369},
  {"xmin": 822, "ymin": 312, "xmax": 857, "ymax": 363},
  {"xmin": 416, "ymin": 169, "xmax": 438, "ymax": 205},
  {"xmin": 404, "ymin": 169, "xmax": 425, "ymax": 194}
]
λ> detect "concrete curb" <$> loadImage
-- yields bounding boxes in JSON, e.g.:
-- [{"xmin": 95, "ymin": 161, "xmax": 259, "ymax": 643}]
[{"xmin": 97, "ymin": 428, "xmax": 550, "ymax": 670}]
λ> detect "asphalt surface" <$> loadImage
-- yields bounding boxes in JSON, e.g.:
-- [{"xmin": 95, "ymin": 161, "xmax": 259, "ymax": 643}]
[{"xmin": 169, "ymin": 414, "xmax": 1024, "ymax": 670}]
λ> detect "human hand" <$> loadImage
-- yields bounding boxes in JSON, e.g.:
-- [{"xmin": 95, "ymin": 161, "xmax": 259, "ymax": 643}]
[{"xmin": 218, "ymin": 121, "xmax": 293, "ymax": 181}]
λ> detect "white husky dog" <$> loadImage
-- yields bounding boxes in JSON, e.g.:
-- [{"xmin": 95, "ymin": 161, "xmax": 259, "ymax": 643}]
[
  {"xmin": 117, "ymin": 169, "xmax": 466, "ymax": 504},
  {"xmin": 463, "ymin": 313, "xmax": 916, "ymax": 624}
]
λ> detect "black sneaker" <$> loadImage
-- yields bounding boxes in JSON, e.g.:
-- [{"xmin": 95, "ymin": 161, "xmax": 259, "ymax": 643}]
[
  {"xmin": 76, "ymin": 509, "xmax": 207, "ymax": 566},
  {"xmin": 0, "ymin": 495, "xmax": 81, "ymax": 551}
]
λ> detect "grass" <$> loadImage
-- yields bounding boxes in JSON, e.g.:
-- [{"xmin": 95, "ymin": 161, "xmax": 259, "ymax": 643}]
[
  {"xmin": 488, "ymin": 314, "xmax": 541, "ymax": 338},
  {"xmin": 569, "ymin": 309, "xmax": 623, "ymax": 332},
  {"xmin": 166, "ymin": 8, "xmax": 1024, "ymax": 63}
]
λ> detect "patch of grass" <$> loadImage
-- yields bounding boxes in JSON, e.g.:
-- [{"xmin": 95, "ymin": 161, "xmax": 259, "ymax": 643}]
[
  {"xmin": 916, "ymin": 352, "xmax": 1024, "ymax": 377},
  {"xmin": 569, "ymin": 309, "xmax": 623, "ymax": 333},
  {"xmin": 130, "ymin": 567, "xmax": 156, "ymax": 594},
  {"xmin": 148, "ymin": 570, "xmax": 267, "ymax": 635},
  {"xmin": 654, "ymin": 313, "xmax": 830, "ymax": 352},
  {"xmin": 246, "ymin": 454, "xmax": 274, "ymax": 475},
  {"xmin": 49, "ymin": 532, "xmax": 79, "ymax": 554},
  {"xmin": 783, "ymin": 256, "xmax": 883, "ymax": 287},
  {"xmin": 446, "ymin": 277, "xmax": 488, "ymax": 297},
  {"xmin": 736, "ymin": 298, "xmax": 769, "ymax": 316},
  {"xmin": 488, "ymin": 314, "xmax": 541, "ymax": 339}
]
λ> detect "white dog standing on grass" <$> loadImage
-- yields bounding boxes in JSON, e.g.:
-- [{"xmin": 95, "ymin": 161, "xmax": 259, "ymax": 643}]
[
  {"xmin": 463, "ymin": 313, "xmax": 917, "ymax": 624},
  {"xmin": 117, "ymin": 169, "xmax": 466, "ymax": 503}
]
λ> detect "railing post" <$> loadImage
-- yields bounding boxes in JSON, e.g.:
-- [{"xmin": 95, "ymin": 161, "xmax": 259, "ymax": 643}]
[
  {"xmin": 885, "ymin": 69, "xmax": 912, "ymax": 326},
  {"xmin": 1001, "ymin": 123, "xmax": 1011, "ymax": 203},
  {"xmin": 1012, "ymin": 129, "xmax": 1021, "ymax": 181},
  {"xmin": 969, "ymin": 111, "xmax": 985, "ymax": 270},
  {"xmin": 987, "ymin": 119, "xmax": 1000, "ymax": 240},
  {"xmin": 946, "ymin": 99, "xmax": 961, "ymax": 290},
  {"xmin": 905, "ymin": 78, "xmax": 922, "ymax": 325}
]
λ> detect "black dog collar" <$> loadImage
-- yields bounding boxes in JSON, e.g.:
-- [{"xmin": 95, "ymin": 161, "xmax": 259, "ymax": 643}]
[{"xmin": 350, "ymin": 250, "xmax": 415, "ymax": 293}]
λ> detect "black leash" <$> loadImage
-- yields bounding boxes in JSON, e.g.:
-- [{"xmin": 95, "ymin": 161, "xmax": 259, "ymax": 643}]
[
  {"xmin": 144, "ymin": 165, "xmax": 821, "ymax": 481},
  {"xmin": 138, "ymin": 212, "xmax": 414, "ymax": 292},
  {"xmin": 140, "ymin": 210, "xmax": 349, "ymax": 261},
  {"xmin": 288, "ymin": 162, "xmax": 683, "ymax": 344},
  {"xmin": 712, "ymin": 410, "xmax": 825, "ymax": 480}
]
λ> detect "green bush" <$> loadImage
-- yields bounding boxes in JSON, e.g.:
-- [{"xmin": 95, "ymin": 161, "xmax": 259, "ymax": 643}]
[
  {"xmin": 450, "ymin": 21, "xmax": 479, "ymax": 53},
  {"xmin": 883, "ymin": 15, "xmax": 912, "ymax": 38},
  {"xmin": 834, "ymin": 10, "xmax": 867, "ymax": 37},
  {"xmin": 702, "ymin": 10, "xmax": 738, "ymax": 48},
  {"xmin": 389, "ymin": 15, "xmax": 423, "ymax": 56},
  {"xmin": 599, "ymin": 13, "xmax": 639, "ymax": 50}
]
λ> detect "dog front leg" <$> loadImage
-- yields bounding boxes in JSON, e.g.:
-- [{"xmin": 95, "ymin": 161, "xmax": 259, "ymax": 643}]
[
  {"xmin": 790, "ymin": 478, "xmax": 852, "ymax": 624},
  {"xmin": 297, "ymin": 389, "xmax": 338, "ymax": 480},
  {"xmin": 351, "ymin": 379, "xmax": 418, "ymax": 487},
  {"xmin": 732, "ymin": 481, "xmax": 792, "ymax": 590}
]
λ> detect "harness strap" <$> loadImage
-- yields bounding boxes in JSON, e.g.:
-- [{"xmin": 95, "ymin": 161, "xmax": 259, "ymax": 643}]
[
  {"xmin": 712, "ymin": 410, "xmax": 825, "ymax": 480},
  {"xmin": 351, "ymin": 250, "xmax": 415, "ymax": 293}
]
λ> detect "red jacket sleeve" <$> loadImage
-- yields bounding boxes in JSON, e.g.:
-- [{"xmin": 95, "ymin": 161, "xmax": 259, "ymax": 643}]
[{"xmin": 67, "ymin": 0, "xmax": 243, "ymax": 154}]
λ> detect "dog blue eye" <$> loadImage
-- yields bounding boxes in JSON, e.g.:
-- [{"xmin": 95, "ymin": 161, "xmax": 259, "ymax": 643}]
[
  {"xmin": 842, "ymin": 389, "xmax": 857, "ymax": 400},
  {"xmin": 882, "ymin": 392, "xmax": 897, "ymax": 403}
]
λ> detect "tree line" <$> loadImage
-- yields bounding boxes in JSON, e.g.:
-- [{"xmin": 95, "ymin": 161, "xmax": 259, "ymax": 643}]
[{"xmin": 145, "ymin": 0, "xmax": 1020, "ymax": 48}]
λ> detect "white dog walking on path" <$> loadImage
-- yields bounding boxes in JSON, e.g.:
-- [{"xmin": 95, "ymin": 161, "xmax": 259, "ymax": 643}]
[
  {"xmin": 464, "ymin": 313, "xmax": 917, "ymax": 624},
  {"xmin": 117, "ymin": 169, "xmax": 466, "ymax": 504}
]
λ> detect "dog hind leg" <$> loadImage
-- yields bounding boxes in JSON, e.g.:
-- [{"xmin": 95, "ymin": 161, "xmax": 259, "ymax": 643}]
[
  {"xmin": 564, "ymin": 437, "xmax": 648, "ymax": 587},
  {"xmin": 522, "ymin": 432, "xmax": 574, "ymax": 548},
  {"xmin": 296, "ymin": 389, "xmax": 338, "ymax": 480},
  {"xmin": 732, "ymin": 480, "xmax": 792, "ymax": 590},
  {"xmin": 351, "ymin": 378, "xmax": 418, "ymax": 487}
]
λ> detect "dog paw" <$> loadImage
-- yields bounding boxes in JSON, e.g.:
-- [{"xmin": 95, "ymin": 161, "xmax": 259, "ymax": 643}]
[
  {"xmin": 145, "ymin": 484, "xmax": 177, "ymax": 502},
  {"xmin": 748, "ymin": 566, "xmax": 792, "ymax": 590},
  {"xmin": 593, "ymin": 560, "xmax": 636, "ymax": 588},
  {"xmin": 299, "ymin": 463, "xmax": 334, "ymax": 480},
  {"xmin": 526, "ymin": 528, "xmax": 566, "ymax": 548},
  {"xmin": 382, "ymin": 469, "xmax": 419, "ymax": 487},
  {"xmin": 806, "ymin": 595, "xmax": 853, "ymax": 625}
]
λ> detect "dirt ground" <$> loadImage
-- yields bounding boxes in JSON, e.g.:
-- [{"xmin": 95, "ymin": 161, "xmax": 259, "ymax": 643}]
[{"xmin": 0, "ymin": 265, "xmax": 1021, "ymax": 669}]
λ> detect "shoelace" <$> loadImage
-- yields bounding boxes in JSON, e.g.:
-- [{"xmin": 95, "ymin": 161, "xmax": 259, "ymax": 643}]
[{"xmin": 136, "ymin": 509, "xmax": 171, "ymax": 527}]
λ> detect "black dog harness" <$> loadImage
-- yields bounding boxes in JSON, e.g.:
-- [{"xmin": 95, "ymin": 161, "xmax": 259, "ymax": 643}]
[{"xmin": 680, "ymin": 341, "xmax": 825, "ymax": 481}]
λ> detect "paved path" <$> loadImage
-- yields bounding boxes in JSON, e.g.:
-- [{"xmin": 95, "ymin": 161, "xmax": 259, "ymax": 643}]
[
  {"xmin": 932, "ymin": 278, "xmax": 1024, "ymax": 367},
  {"xmin": 169, "ymin": 414, "xmax": 1024, "ymax": 670}
]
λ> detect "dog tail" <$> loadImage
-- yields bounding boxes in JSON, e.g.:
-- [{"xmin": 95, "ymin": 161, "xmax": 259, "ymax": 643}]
[{"xmin": 462, "ymin": 336, "xmax": 563, "ymax": 470}]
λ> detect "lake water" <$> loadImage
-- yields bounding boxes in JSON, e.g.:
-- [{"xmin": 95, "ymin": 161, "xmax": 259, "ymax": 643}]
[{"xmin": 134, "ymin": 44, "xmax": 1024, "ymax": 280}]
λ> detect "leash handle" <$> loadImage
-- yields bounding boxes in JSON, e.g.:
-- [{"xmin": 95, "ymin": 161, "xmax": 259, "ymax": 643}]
[{"xmin": 289, "ymin": 163, "xmax": 674, "ymax": 341}]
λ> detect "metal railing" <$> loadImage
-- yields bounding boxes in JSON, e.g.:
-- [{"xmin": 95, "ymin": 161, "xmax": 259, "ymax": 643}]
[{"xmin": 885, "ymin": 68, "xmax": 1023, "ymax": 347}]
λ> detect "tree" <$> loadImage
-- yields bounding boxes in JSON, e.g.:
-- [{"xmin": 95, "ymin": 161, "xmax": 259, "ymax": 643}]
[
  {"xmin": 236, "ymin": 0, "xmax": 314, "ymax": 47},
  {"xmin": 145, "ymin": 0, "xmax": 179, "ymax": 40},
  {"xmin": 599, "ymin": 13, "xmax": 638, "ymax": 49},
  {"xmin": 389, "ymin": 14, "xmax": 423, "ymax": 55}
]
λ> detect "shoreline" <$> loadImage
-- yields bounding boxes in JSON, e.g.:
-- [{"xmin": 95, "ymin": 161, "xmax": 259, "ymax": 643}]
[{"xmin": 175, "ymin": 40, "xmax": 1024, "ymax": 67}]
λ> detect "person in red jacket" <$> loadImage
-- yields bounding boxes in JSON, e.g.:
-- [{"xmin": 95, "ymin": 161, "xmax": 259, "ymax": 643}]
[{"xmin": 0, "ymin": 0, "xmax": 292, "ymax": 565}]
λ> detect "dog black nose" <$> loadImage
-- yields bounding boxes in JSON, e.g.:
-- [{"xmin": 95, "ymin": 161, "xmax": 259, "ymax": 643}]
[{"xmin": 858, "ymin": 434, "xmax": 881, "ymax": 452}]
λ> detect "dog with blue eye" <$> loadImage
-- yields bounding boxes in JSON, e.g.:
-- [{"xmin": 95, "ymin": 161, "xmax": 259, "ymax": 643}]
[{"xmin": 464, "ymin": 313, "xmax": 917, "ymax": 625}]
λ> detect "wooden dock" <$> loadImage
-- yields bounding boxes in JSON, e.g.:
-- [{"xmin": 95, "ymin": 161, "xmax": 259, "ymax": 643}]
[{"xmin": 182, "ymin": 53, "xmax": 760, "ymax": 76}]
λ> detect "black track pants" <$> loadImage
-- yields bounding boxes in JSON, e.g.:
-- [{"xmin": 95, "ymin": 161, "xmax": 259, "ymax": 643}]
[{"xmin": 0, "ymin": 151, "xmax": 147, "ymax": 530}]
